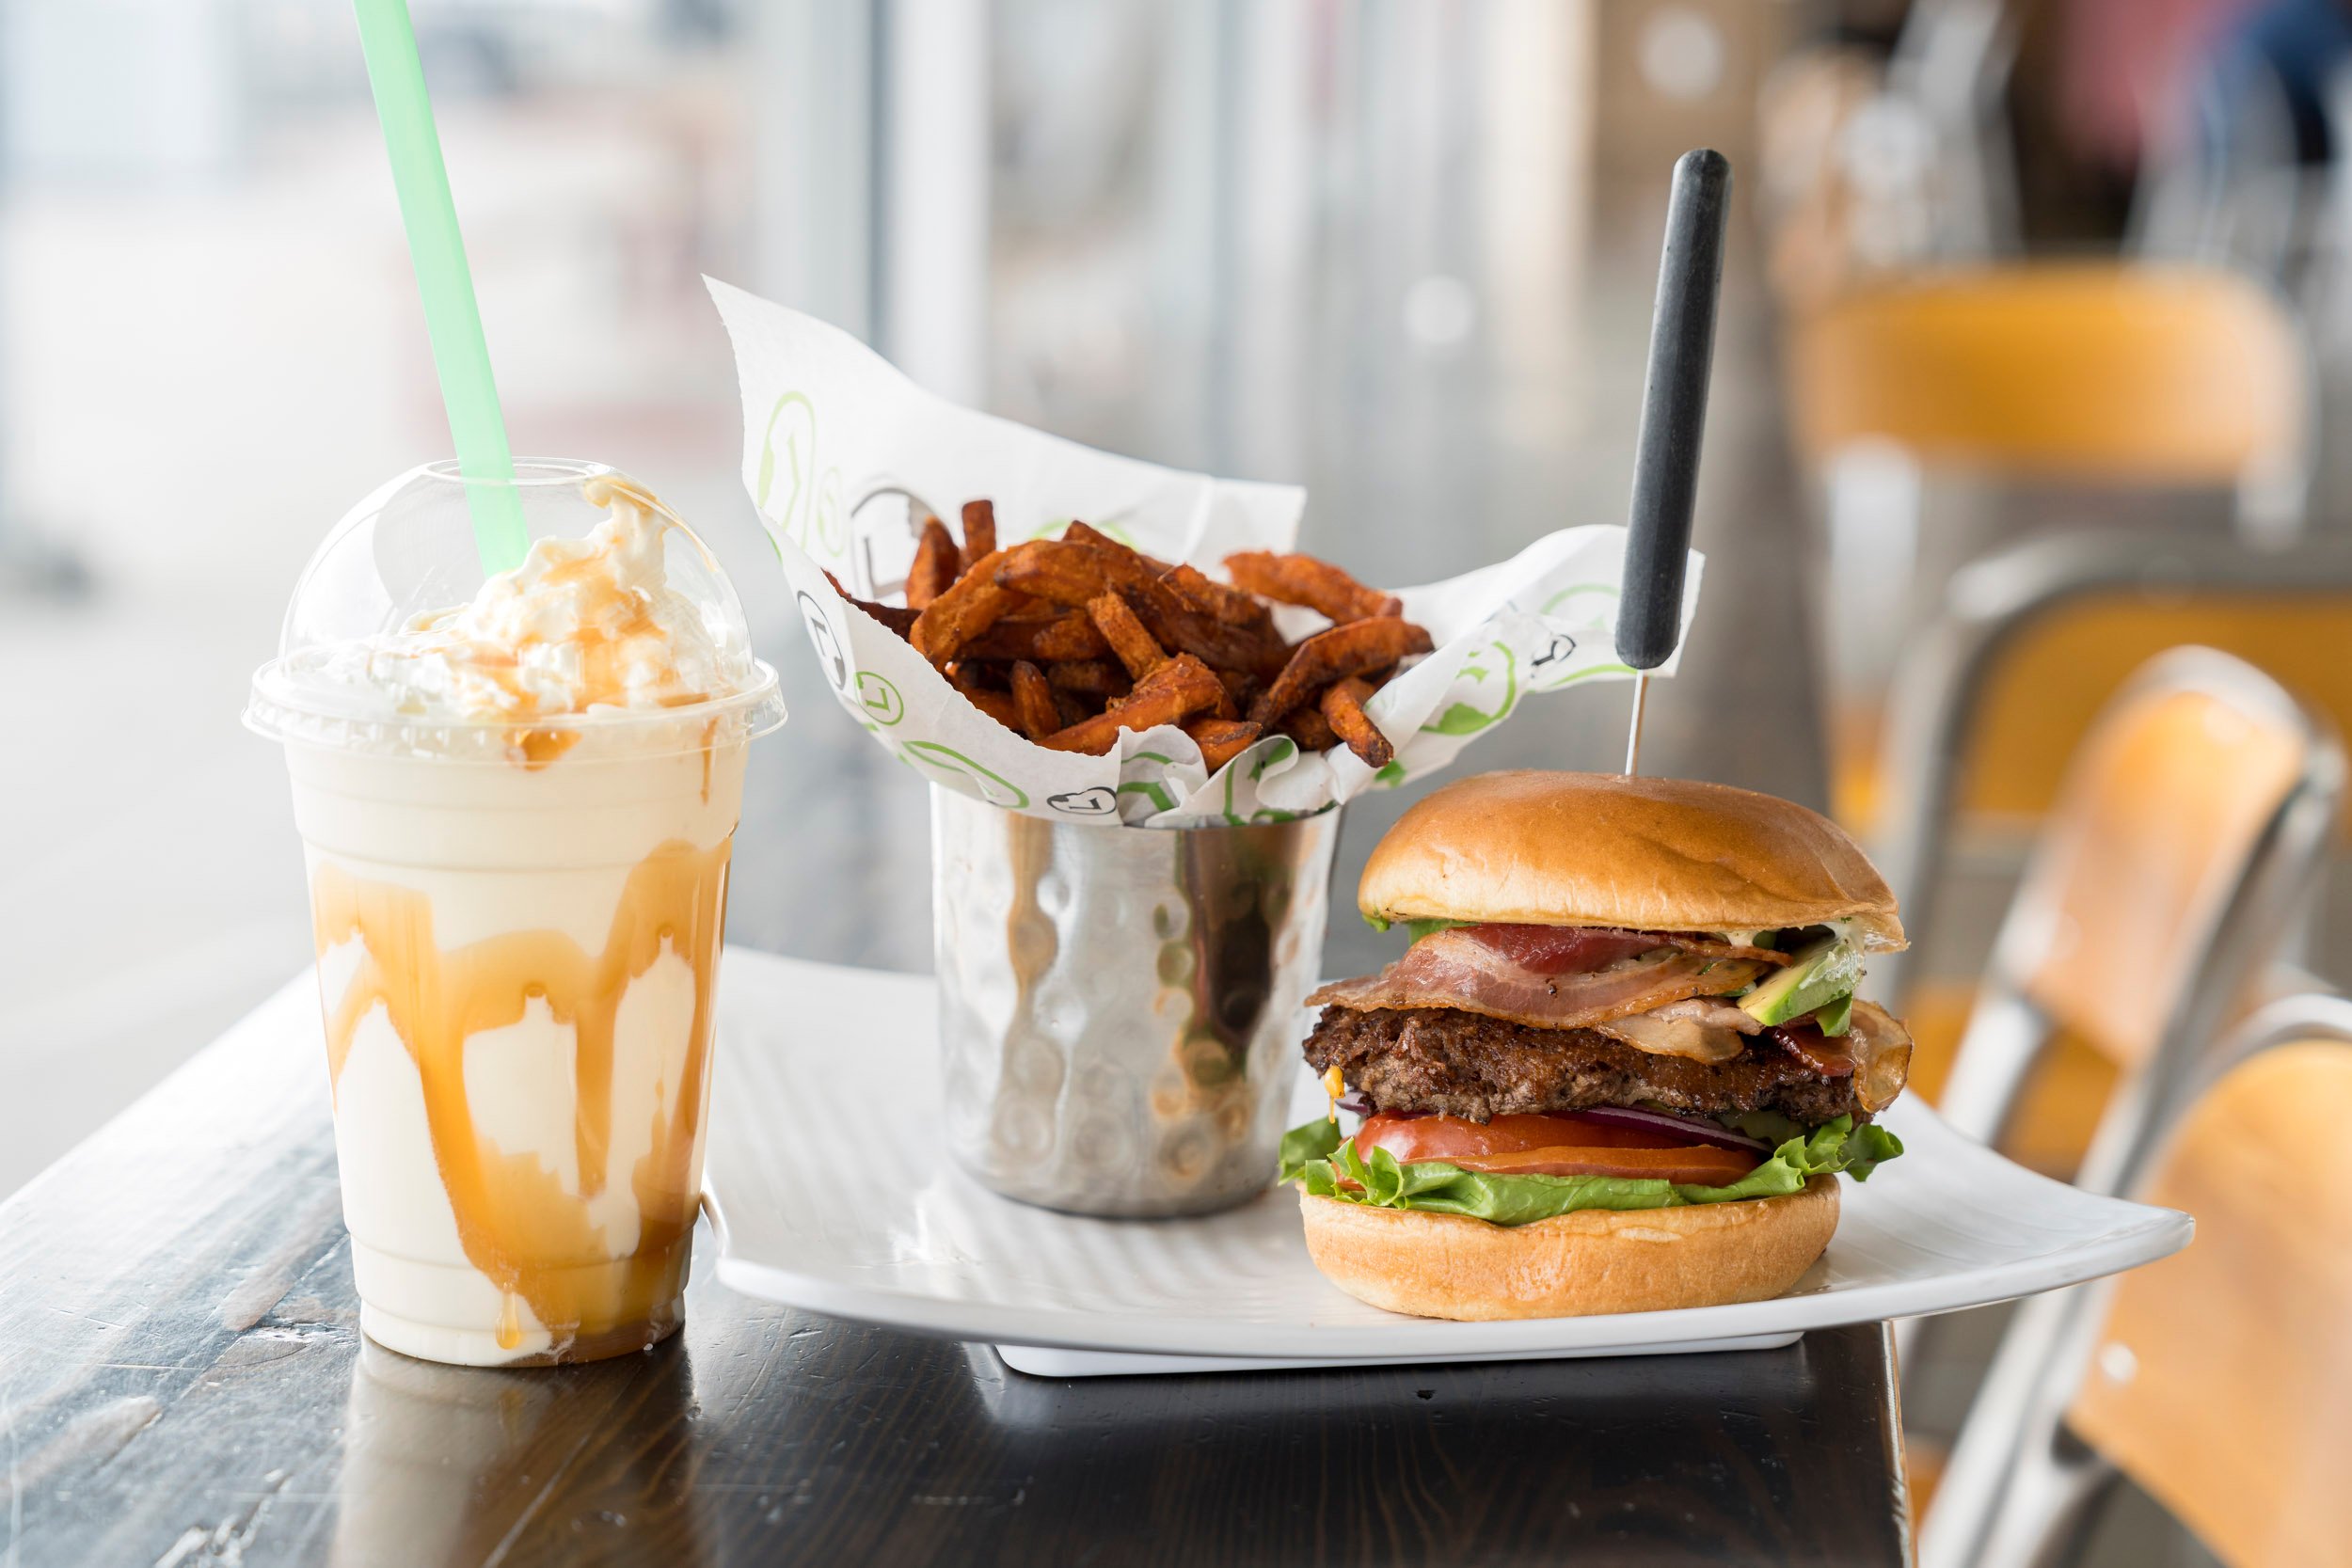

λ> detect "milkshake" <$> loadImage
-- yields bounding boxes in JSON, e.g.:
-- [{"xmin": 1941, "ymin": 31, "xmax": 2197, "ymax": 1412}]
[{"xmin": 248, "ymin": 460, "xmax": 784, "ymax": 1365}]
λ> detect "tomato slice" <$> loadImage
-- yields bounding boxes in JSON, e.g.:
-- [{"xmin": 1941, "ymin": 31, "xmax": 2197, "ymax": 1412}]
[
  {"xmin": 1437, "ymin": 1145, "xmax": 1762, "ymax": 1185},
  {"xmin": 1454, "ymin": 925, "xmax": 1662, "ymax": 974},
  {"xmin": 1358, "ymin": 1112, "xmax": 1687, "ymax": 1160},
  {"xmin": 1351, "ymin": 1112, "xmax": 1762, "ymax": 1187}
]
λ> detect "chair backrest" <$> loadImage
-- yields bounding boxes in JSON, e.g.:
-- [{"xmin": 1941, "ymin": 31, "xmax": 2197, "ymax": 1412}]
[
  {"xmin": 2066, "ymin": 1036, "xmax": 2352, "ymax": 1568},
  {"xmin": 1788, "ymin": 263, "xmax": 2306, "ymax": 490},
  {"xmin": 2002, "ymin": 652, "xmax": 2312, "ymax": 1071},
  {"xmin": 1927, "ymin": 647, "xmax": 2340, "ymax": 1166},
  {"xmin": 1922, "ymin": 994, "xmax": 2352, "ymax": 1568},
  {"xmin": 1955, "ymin": 593, "xmax": 2352, "ymax": 831},
  {"xmin": 1871, "ymin": 532, "xmax": 2352, "ymax": 1005}
]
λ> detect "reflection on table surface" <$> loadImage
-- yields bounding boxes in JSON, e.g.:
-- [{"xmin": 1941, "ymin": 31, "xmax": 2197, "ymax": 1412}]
[
  {"xmin": 332, "ymin": 1336, "xmax": 706, "ymax": 1566},
  {"xmin": 308, "ymin": 1241, "xmax": 1900, "ymax": 1568}
]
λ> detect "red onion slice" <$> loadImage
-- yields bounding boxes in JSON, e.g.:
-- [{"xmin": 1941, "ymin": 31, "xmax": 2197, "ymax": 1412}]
[
  {"xmin": 1566, "ymin": 1104, "xmax": 1771, "ymax": 1154},
  {"xmin": 1328, "ymin": 1093, "xmax": 1432, "ymax": 1121}
]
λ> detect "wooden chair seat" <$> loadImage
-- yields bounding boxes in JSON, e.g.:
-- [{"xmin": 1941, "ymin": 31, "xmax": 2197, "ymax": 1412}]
[
  {"xmin": 1931, "ymin": 650, "xmax": 2322, "ymax": 1159},
  {"xmin": 2068, "ymin": 1040, "xmax": 2352, "ymax": 1567},
  {"xmin": 1922, "ymin": 1000, "xmax": 2352, "ymax": 1567}
]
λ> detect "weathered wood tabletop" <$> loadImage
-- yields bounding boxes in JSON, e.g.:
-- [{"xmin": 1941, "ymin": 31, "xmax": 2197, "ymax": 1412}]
[{"xmin": 0, "ymin": 971, "xmax": 1912, "ymax": 1568}]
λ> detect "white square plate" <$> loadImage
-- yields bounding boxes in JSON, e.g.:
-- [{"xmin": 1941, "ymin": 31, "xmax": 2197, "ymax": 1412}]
[{"xmin": 702, "ymin": 952, "xmax": 2190, "ymax": 1374}]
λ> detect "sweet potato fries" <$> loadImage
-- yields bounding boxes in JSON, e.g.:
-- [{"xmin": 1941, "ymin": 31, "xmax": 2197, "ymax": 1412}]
[{"xmin": 830, "ymin": 505, "xmax": 1425, "ymax": 764}]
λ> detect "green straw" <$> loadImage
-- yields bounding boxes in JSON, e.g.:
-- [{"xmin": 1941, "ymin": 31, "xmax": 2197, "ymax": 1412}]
[{"xmin": 352, "ymin": 0, "xmax": 530, "ymax": 575}]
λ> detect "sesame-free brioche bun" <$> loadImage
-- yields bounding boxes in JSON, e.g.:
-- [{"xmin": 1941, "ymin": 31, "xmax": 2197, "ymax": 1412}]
[
  {"xmin": 1299, "ymin": 1177, "xmax": 1839, "ymax": 1320},
  {"xmin": 1359, "ymin": 770, "xmax": 1906, "ymax": 951}
]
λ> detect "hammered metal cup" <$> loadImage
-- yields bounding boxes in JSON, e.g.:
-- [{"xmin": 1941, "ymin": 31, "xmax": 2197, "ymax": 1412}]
[{"xmin": 930, "ymin": 785, "xmax": 1340, "ymax": 1217}]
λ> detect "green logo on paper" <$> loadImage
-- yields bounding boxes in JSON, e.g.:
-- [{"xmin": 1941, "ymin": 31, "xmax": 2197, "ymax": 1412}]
[
  {"xmin": 1215, "ymin": 739, "xmax": 1307, "ymax": 826},
  {"xmin": 1120, "ymin": 779, "xmax": 1177, "ymax": 813},
  {"xmin": 1422, "ymin": 640, "xmax": 1518, "ymax": 736},
  {"xmin": 1113, "ymin": 752, "xmax": 1178, "ymax": 815},
  {"xmin": 1540, "ymin": 580, "xmax": 1618, "ymax": 618},
  {"xmin": 756, "ymin": 392, "xmax": 810, "ymax": 515},
  {"xmin": 1529, "ymin": 579, "xmax": 1637, "ymax": 691},
  {"xmin": 1250, "ymin": 737, "xmax": 1297, "ymax": 780},
  {"xmin": 856, "ymin": 672, "xmax": 905, "ymax": 726},
  {"xmin": 1535, "ymin": 659, "xmax": 1635, "ymax": 692},
  {"xmin": 758, "ymin": 391, "xmax": 846, "ymax": 557},
  {"xmin": 901, "ymin": 742, "xmax": 1029, "ymax": 808}
]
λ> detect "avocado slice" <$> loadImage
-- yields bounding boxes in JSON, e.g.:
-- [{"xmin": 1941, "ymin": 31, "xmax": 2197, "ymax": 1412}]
[{"xmin": 1739, "ymin": 936, "xmax": 1861, "ymax": 1027}]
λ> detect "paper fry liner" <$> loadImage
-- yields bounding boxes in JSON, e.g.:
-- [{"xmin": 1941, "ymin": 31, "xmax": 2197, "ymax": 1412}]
[{"xmin": 714, "ymin": 279, "xmax": 1703, "ymax": 826}]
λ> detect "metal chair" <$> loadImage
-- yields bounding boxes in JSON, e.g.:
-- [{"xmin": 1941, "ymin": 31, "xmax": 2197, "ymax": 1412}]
[
  {"xmin": 1871, "ymin": 531, "xmax": 2352, "ymax": 1007},
  {"xmin": 1756, "ymin": 0, "xmax": 2020, "ymax": 310},
  {"xmin": 2130, "ymin": 27, "xmax": 2311, "ymax": 290},
  {"xmin": 1924, "ymin": 646, "xmax": 2342, "ymax": 1181},
  {"xmin": 1882, "ymin": 0, "xmax": 2020, "ymax": 262},
  {"xmin": 1891, "ymin": 646, "xmax": 2337, "ymax": 1450},
  {"xmin": 1921, "ymin": 993, "xmax": 2352, "ymax": 1568}
]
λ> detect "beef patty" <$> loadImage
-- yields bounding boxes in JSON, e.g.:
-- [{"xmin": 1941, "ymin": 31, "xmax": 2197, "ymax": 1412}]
[{"xmin": 1303, "ymin": 1006, "xmax": 1867, "ymax": 1126}]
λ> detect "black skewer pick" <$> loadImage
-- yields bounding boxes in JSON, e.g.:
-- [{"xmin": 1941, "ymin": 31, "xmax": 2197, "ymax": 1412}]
[{"xmin": 1618, "ymin": 148, "xmax": 1730, "ymax": 774}]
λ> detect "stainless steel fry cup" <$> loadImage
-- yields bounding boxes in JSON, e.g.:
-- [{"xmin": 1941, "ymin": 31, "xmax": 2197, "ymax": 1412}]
[{"xmin": 931, "ymin": 785, "xmax": 1340, "ymax": 1217}]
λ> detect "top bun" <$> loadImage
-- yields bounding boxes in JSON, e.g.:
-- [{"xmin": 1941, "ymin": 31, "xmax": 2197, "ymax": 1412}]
[{"xmin": 1359, "ymin": 770, "xmax": 1906, "ymax": 951}]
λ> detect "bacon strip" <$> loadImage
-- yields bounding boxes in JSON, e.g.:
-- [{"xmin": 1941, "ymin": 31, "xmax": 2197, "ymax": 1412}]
[
  {"xmin": 1307, "ymin": 928, "xmax": 1771, "ymax": 1035},
  {"xmin": 1771, "ymin": 1001, "xmax": 1913, "ymax": 1113}
]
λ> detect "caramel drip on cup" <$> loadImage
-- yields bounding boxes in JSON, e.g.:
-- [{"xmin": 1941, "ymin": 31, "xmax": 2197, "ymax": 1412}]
[{"xmin": 312, "ymin": 838, "xmax": 733, "ymax": 1359}]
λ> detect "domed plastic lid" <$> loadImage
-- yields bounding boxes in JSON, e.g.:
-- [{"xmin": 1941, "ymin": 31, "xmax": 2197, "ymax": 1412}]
[{"xmin": 247, "ymin": 459, "xmax": 784, "ymax": 762}]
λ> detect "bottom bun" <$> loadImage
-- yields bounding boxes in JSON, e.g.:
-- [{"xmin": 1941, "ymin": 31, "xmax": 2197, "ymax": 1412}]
[{"xmin": 1299, "ymin": 1176, "xmax": 1839, "ymax": 1321}]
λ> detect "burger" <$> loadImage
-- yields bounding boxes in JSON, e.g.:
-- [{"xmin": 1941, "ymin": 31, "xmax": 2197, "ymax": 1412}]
[{"xmin": 1279, "ymin": 770, "xmax": 1914, "ymax": 1320}]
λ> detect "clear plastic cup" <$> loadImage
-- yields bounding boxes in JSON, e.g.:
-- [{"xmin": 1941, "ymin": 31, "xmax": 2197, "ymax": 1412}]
[{"xmin": 246, "ymin": 460, "xmax": 784, "ymax": 1365}]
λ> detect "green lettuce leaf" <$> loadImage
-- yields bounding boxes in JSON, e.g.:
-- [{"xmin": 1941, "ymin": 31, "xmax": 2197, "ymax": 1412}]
[
  {"xmin": 1279, "ymin": 1117, "xmax": 1343, "ymax": 1181},
  {"xmin": 1359, "ymin": 912, "xmax": 1478, "ymax": 941},
  {"xmin": 1677, "ymin": 1117, "xmax": 1901, "ymax": 1201},
  {"xmin": 1279, "ymin": 1115, "xmax": 1903, "ymax": 1227}
]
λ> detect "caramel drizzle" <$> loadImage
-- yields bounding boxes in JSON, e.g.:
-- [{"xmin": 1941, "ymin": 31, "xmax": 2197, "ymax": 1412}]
[
  {"xmin": 397, "ymin": 478, "xmax": 716, "ymax": 768},
  {"xmin": 312, "ymin": 838, "xmax": 733, "ymax": 1354}
]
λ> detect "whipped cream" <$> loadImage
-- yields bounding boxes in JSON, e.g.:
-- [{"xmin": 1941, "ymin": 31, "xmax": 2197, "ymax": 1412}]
[
  {"xmin": 251, "ymin": 467, "xmax": 782, "ymax": 766},
  {"xmin": 336, "ymin": 475, "xmax": 739, "ymax": 722}
]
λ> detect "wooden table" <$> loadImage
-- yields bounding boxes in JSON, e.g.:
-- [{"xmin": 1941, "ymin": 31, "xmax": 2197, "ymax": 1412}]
[{"xmin": 0, "ymin": 976, "xmax": 1914, "ymax": 1567}]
